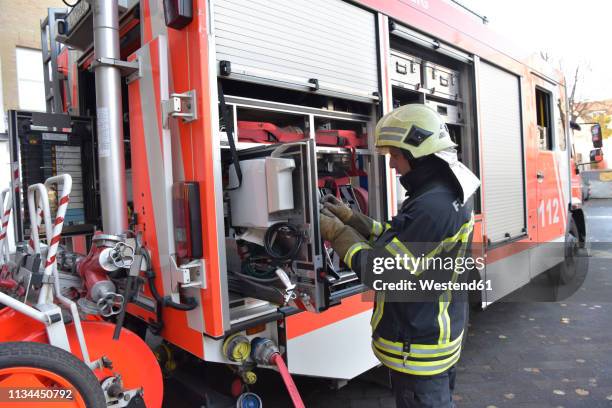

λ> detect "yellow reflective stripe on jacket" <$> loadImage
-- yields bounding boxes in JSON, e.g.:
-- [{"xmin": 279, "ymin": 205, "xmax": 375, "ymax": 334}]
[
  {"xmin": 372, "ymin": 343, "xmax": 461, "ymax": 376},
  {"xmin": 373, "ymin": 330, "xmax": 463, "ymax": 357},
  {"xmin": 383, "ymin": 223, "xmax": 472, "ymax": 277},
  {"xmin": 370, "ymin": 221, "xmax": 383, "ymax": 239},
  {"xmin": 422, "ymin": 216, "xmax": 475, "ymax": 269},
  {"xmin": 370, "ymin": 221, "xmax": 391, "ymax": 242},
  {"xmin": 343, "ymin": 242, "xmax": 371, "ymax": 269},
  {"xmin": 437, "ymin": 234, "xmax": 470, "ymax": 344},
  {"xmin": 370, "ymin": 291, "xmax": 385, "ymax": 331},
  {"xmin": 384, "ymin": 237, "xmax": 417, "ymax": 272},
  {"xmin": 427, "ymin": 215, "xmax": 475, "ymax": 256},
  {"xmin": 371, "ymin": 221, "xmax": 383, "ymax": 237},
  {"xmin": 437, "ymin": 291, "xmax": 451, "ymax": 344},
  {"xmin": 373, "ymin": 338, "xmax": 461, "ymax": 360},
  {"xmin": 413, "ymin": 215, "xmax": 476, "ymax": 277}
]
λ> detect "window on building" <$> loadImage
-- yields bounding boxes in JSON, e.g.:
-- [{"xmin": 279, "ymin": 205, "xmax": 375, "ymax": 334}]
[
  {"xmin": 16, "ymin": 48, "xmax": 46, "ymax": 111},
  {"xmin": 535, "ymin": 87, "xmax": 553, "ymax": 150}
]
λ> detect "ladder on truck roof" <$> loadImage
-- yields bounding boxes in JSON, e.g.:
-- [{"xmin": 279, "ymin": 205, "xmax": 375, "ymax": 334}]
[{"xmin": 40, "ymin": 8, "xmax": 68, "ymax": 114}]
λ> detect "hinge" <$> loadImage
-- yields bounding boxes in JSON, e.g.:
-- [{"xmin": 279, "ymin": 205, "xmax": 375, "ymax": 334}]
[
  {"xmin": 162, "ymin": 90, "xmax": 197, "ymax": 129},
  {"xmin": 170, "ymin": 256, "xmax": 206, "ymax": 289}
]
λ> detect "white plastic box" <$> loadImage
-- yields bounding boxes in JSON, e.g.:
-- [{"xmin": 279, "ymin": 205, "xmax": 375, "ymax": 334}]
[{"xmin": 229, "ymin": 157, "xmax": 295, "ymax": 228}]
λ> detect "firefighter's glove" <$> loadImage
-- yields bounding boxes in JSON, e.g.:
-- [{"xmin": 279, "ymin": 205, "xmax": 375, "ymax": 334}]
[
  {"xmin": 319, "ymin": 211, "xmax": 345, "ymax": 241},
  {"xmin": 346, "ymin": 212, "xmax": 378, "ymax": 240},
  {"xmin": 322, "ymin": 195, "xmax": 353, "ymax": 222},
  {"xmin": 322, "ymin": 194, "xmax": 377, "ymax": 239},
  {"xmin": 320, "ymin": 211, "xmax": 366, "ymax": 260}
]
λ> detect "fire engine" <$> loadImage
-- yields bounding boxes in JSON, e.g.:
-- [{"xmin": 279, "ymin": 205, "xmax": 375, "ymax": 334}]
[{"xmin": 0, "ymin": 0, "xmax": 589, "ymax": 406}]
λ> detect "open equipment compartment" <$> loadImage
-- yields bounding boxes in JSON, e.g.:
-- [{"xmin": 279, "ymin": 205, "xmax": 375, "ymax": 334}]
[
  {"xmin": 224, "ymin": 141, "xmax": 321, "ymax": 310},
  {"xmin": 219, "ymin": 89, "xmax": 382, "ymax": 327}
]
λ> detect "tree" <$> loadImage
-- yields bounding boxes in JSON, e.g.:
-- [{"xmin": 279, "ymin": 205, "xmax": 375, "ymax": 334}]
[
  {"xmin": 567, "ymin": 65, "xmax": 590, "ymax": 123},
  {"xmin": 538, "ymin": 56, "xmax": 591, "ymax": 123}
]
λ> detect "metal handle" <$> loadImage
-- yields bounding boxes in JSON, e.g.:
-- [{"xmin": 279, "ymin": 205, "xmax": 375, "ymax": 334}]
[
  {"xmin": 537, "ymin": 171, "xmax": 545, "ymax": 182},
  {"xmin": 110, "ymin": 242, "xmax": 135, "ymax": 269},
  {"xmin": 395, "ymin": 61, "xmax": 407, "ymax": 75},
  {"xmin": 27, "ymin": 184, "xmax": 51, "ymax": 254},
  {"xmin": 97, "ymin": 292, "xmax": 125, "ymax": 317}
]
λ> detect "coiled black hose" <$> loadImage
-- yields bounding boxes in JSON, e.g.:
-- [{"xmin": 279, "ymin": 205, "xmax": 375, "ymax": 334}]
[{"xmin": 263, "ymin": 222, "xmax": 304, "ymax": 262}]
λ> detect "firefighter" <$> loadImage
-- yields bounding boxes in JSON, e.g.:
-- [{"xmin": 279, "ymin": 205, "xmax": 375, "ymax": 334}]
[{"xmin": 320, "ymin": 104, "xmax": 480, "ymax": 408}]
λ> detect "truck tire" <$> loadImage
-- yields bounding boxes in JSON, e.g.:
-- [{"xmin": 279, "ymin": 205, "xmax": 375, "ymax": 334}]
[
  {"xmin": 547, "ymin": 216, "xmax": 580, "ymax": 285},
  {"xmin": 0, "ymin": 342, "xmax": 106, "ymax": 408}
]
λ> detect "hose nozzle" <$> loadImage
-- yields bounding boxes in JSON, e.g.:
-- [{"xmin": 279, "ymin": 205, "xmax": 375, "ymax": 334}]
[{"xmin": 250, "ymin": 337, "xmax": 279, "ymax": 365}]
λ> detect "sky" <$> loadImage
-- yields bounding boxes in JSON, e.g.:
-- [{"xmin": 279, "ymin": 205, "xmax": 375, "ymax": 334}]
[{"xmin": 457, "ymin": 0, "xmax": 612, "ymax": 102}]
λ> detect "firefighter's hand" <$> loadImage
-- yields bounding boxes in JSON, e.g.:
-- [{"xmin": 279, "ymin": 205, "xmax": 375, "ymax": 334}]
[
  {"xmin": 322, "ymin": 194, "xmax": 353, "ymax": 223},
  {"xmin": 320, "ymin": 210, "xmax": 366, "ymax": 261},
  {"xmin": 319, "ymin": 210, "xmax": 345, "ymax": 242},
  {"xmin": 323, "ymin": 195, "xmax": 380, "ymax": 239}
]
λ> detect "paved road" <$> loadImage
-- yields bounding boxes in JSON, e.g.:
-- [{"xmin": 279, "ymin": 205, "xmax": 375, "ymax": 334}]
[{"xmin": 164, "ymin": 199, "xmax": 612, "ymax": 407}]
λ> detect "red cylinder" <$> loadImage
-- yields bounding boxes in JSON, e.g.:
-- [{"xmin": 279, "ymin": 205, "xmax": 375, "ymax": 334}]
[{"xmin": 77, "ymin": 233, "xmax": 121, "ymax": 300}]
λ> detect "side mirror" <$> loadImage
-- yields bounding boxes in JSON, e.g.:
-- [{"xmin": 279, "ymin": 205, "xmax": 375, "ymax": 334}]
[
  {"xmin": 590, "ymin": 148, "xmax": 603, "ymax": 163},
  {"xmin": 591, "ymin": 124, "xmax": 603, "ymax": 148}
]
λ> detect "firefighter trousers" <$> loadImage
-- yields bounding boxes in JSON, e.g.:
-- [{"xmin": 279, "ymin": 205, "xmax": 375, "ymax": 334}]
[{"xmin": 390, "ymin": 366, "xmax": 456, "ymax": 408}]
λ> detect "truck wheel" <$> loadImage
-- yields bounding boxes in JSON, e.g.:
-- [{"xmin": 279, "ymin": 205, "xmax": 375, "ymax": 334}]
[
  {"xmin": 0, "ymin": 342, "xmax": 106, "ymax": 408},
  {"xmin": 548, "ymin": 217, "xmax": 580, "ymax": 285}
]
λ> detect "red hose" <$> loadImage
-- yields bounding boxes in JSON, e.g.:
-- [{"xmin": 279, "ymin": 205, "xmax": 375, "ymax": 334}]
[
  {"xmin": 0, "ymin": 278, "xmax": 17, "ymax": 290},
  {"xmin": 271, "ymin": 353, "xmax": 305, "ymax": 408},
  {"xmin": 0, "ymin": 279, "xmax": 23, "ymax": 297}
]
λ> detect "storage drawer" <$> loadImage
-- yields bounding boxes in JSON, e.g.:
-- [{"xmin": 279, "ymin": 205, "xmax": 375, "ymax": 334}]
[
  {"xmin": 390, "ymin": 50, "xmax": 422, "ymax": 90},
  {"xmin": 423, "ymin": 62, "xmax": 460, "ymax": 100},
  {"xmin": 425, "ymin": 100, "xmax": 463, "ymax": 125}
]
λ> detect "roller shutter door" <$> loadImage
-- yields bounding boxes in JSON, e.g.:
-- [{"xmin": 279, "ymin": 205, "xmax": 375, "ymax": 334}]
[
  {"xmin": 213, "ymin": 0, "xmax": 378, "ymax": 100},
  {"xmin": 479, "ymin": 62, "xmax": 526, "ymax": 243}
]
